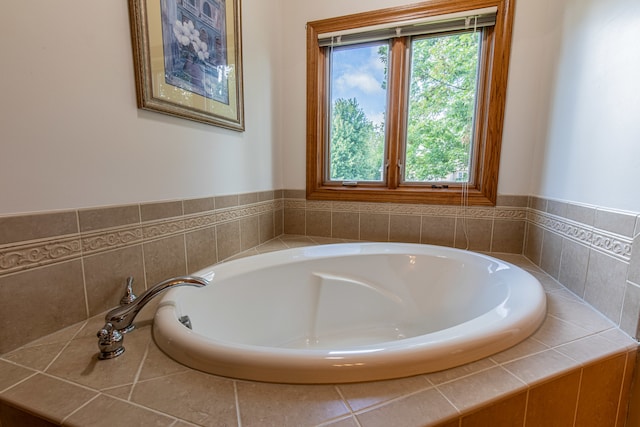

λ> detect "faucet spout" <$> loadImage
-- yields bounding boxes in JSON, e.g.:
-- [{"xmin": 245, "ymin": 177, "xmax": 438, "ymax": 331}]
[{"xmin": 97, "ymin": 275, "xmax": 208, "ymax": 359}]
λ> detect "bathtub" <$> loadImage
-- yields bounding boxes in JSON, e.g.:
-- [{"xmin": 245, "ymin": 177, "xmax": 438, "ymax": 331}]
[{"xmin": 153, "ymin": 242, "xmax": 547, "ymax": 384}]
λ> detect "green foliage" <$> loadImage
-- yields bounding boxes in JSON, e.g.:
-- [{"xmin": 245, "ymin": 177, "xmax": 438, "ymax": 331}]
[
  {"xmin": 330, "ymin": 98, "xmax": 384, "ymax": 181},
  {"xmin": 329, "ymin": 31, "xmax": 479, "ymax": 183},
  {"xmin": 405, "ymin": 32, "xmax": 480, "ymax": 182}
]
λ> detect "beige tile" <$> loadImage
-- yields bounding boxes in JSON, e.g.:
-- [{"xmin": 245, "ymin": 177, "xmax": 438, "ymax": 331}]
[
  {"xmin": 280, "ymin": 235, "xmax": 317, "ymax": 247},
  {"xmin": 284, "ymin": 208, "xmax": 306, "ymax": 235},
  {"xmin": 617, "ymin": 351, "xmax": 637, "ymax": 427},
  {"xmin": 529, "ymin": 197, "xmax": 547, "ymax": 212},
  {"xmin": 545, "ymin": 290, "xmax": 615, "ymax": 333},
  {"xmin": 185, "ymin": 226, "xmax": 217, "ymax": 273},
  {"xmin": 237, "ymin": 381, "xmax": 349, "ymax": 427},
  {"xmin": 284, "ymin": 189, "xmax": 306, "ymax": 199},
  {"xmin": 143, "ymin": 235, "xmax": 187, "ymax": 286},
  {"xmin": 183, "ymin": 197, "xmax": 214, "ymax": 214},
  {"xmin": 0, "ymin": 401, "xmax": 58, "ymax": 427},
  {"xmin": 491, "ymin": 220, "xmax": 525, "ymax": 254},
  {"xmin": 595, "ymin": 209, "xmax": 637, "ymax": 238},
  {"xmin": 425, "ymin": 358, "xmax": 497, "ymax": 386},
  {"xmin": 565, "ymin": 203, "xmax": 595, "ymax": 226},
  {"xmin": 255, "ymin": 239, "xmax": 289, "ymax": 253},
  {"xmin": 530, "ymin": 315, "xmax": 591, "ymax": 347},
  {"xmin": 489, "ymin": 338, "xmax": 548, "ymax": 364},
  {"xmin": 338, "ymin": 376, "xmax": 431, "ymax": 412},
  {"xmin": 0, "ymin": 374, "xmax": 97, "ymax": 424},
  {"xmin": 547, "ymin": 200, "xmax": 568, "ymax": 217},
  {"xmin": 259, "ymin": 211, "xmax": 275, "ymax": 243},
  {"xmin": 556, "ymin": 335, "xmax": 627, "ymax": 365},
  {"xmin": 0, "ymin": 260, "xmax": 86, "ymax": 354},
  {"xmin": 436, "ymin": 367, "xmax": 525, "ymax": 412},
  {"xmin": 495, "ymin": 195, "xmax": 528, "ymax": 207},
  {"xmin": 274, "ymin": 208, "xmax": 284, "ymax": 236},
  {"xmin": 306, "ymin": 210, "xmax": 332, "ymax": 237},
  {"xmin": 540, "ymin": 230, "xmax": 563, "ymax": 279},
  {"xmin": 503, "ymin": 349, "xmax": 577, "ymax": 386},
  {"xmin": 421, "ymin": 216, "xmax": 455, "ymax": 247},
  {"xmin": 629, "ymin": 233, "xmax": 640, "ymax": 285},
  {"xmin": 46, "ymin": 325, "xmax": 151, "ymax": 390},
  {"xmin": 137, "ymin": 340, "xmax": 190, "ymax": 382},
  {"xmin": 528, "ymin": 270, "xmax": 564, "ymax": 292},
  {"xmin": 332, "ymin": 212, "xmax": 359, "ymax": 240},
  {"xmin": 558, "ymin": 239, "xmax": 590, "ymax": 298},
  {"xmin": 258, "ymin": 190, "xmax": 275, "ymax": 202},
  {"xmin": 140, "ymin": 201, "xmax": 183, "ymax": 222},
  {"xmin": 389, "ymin": 215, "xmax": 421, "ymax": 243},
  {"xmin": 524, "ymin": 224, "xmax": 543, "ymax": 266},
  {"xmin": 83, "ymin": 245, "xmax": 145, "ymax": 316},
  {"xmin": 1, "ymin": 340, "xmax": 68, "ymax": 372},
  {"xmin": 0, "ymin": 211, "xmax": 78, "ymax": 245},
  {"xmin": 575, "ymin": 354, "xmax": 627, "ymax": 427},
  {"xmin": 525, "ymin": 371, "xmax": 580, "ymax": 427},
  {"xmin": 460, "ymin": 391, "xmax": 526, "ymax": 427},
  {"xmin": 355, "ymin": 387, "xmax": 458, "ymax": 427},
  {"xmin": 215, "ymin": 194, "xmax": 239, "ymax": 209},
  {"xmin": 584, "ymin": 250, "xmax": 628, "ymax": 325},
  {"xmin": 0, "ymin": 360, "xmax": 35, "ymax": 392},
  {"xmin": 216, "ymin": 220, "xmax": 241, "ymax": 261},
  {"xmin": 240, "ymin": 216, "xmax": 260, "ymax": 250},
  {"xmin": 454, "ymin": 218, "xmax": 492, "ymax": 252},
  {"xmin": 132, "ymin": 371, "xmax": 237, "ymax": 426},
  {"xmin": 65, "ymin": 395, "xmax": 175, "ymax": 426},
  {"xmin": 78, "ymin": 205, "xmax": 140, "ymax": 232},
  {"xmin": 239, "ymin": 192, "xmax": 259, "ymax": 206},
  {"xmin": 101, "ymin": 384, "xmax": 134, "ymax": 400},
  {"xmin": 360, "ymin": 213, "xmax": 389, "ymax": 242},
  {"xmin": 621, "ymin": 283, "xmax": 640, "ymax": 338}
]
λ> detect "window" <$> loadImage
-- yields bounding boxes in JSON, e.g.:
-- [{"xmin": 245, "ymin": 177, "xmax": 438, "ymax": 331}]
[{"xmin": 306, "ymin": 0, "xmax": 515, "ymax": 206}]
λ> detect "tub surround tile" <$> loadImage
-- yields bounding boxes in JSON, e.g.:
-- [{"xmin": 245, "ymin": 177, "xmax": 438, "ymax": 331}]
[
  {"xmin": 460, "ymin": 391, "xmax": 526, "ymax": 427},
  {"xmin": 435, "ymin": 367, "xmax": 526, "ymax": 413},
  {"xmin": 558, "ymin": 238, "xmax": 590, "ymax": 297},
  {"xmin": 140, "ymin": 201, "xmax": 183, "ymax": 222},
  {"xmin": 546, "ymin": 200, "xmax": 568, "ymax": 217},
  {"xmin": 454, "ymin": 218, "xmax": 492, "ymax": 252},
  {"xmin": 284, "ymin": 207, "xmax": 305, "ymax": 235},
  {"xmin": 524, "ymin": 224, "xmax": 543, "ymax": 266},
  {"xmin": 540, "ymin": 230, "xmax": 563, "ymax": 279},
  {"xmin": 491, "ymin": 219, "xmax": 525, "ymax": 254},
  {"xmin": 185, "ymin": 226, "xmax": 218, "ymax": 274},
  {"xmin": 355, "ymin": 388, "xmax": 459, "ymax": 427},
  {"xmin": 132, "ymin": 371, "xmax": 237, "ymax": 427},
  {"xmin": 583, "ymin": 250, "xmax": 629, "ymax": 325},
  {"xmin": 525, "ymin": 371, "xmax": 581, "ymax": 427},
  {"xmin": 65, "ymin": 395, "xmax": 176, "ymax": 427},
  {"xmin": 306, "ymin": 210, "xmax": 332, "ymax": 238},
  {"xmin": 337, "ymin": 376, "xmax": 431, "ymax": 412},
  {"xmin": 83, "ymin": 245, "xmax": 146, "ymax": 316},
  {"xmin": 237, "ymin": 382, "xmax": 350, "ymax": 427},
  {"xmin": 0, "ymin": 211, "xmax": 78, "ymax": 245},
  {"xmin": 421, "ymin": 216, "xmax": 455, "ymax": 247},
  {"xmin": 529, "ymin": 196, "xmax": 547, "ymax": 212},
  {"xmin": 332, "ymin": 212, "xmax": 360, "ymax": 240},
  {"xmin": 240, "ymin": 216, "xmax": 260, "ymax": 251},
  {"xmin": 496, "ymin": 195, "xmax": 529, "ymax": 207},
  {"xmin": 621, "ymin": 282, "xmax": 640, "ymax": 337},
  {"xmin": 360, "ymin": 213, "xmax": 389, "ymax": 242},
  {"xmin": 0, "ymin": 250, "xmax": 636, "ymax": 427},
  {"xmin": 78, "ymin": 205, "xmax": 140, "ymax": 232},
  {"xmin": 143, "ymin": 235, "xmax": 187, "ymax": 286},
  {"xmin": 565, "ymin": 203, "xmax": 596, "ymax": 226},
  {"xmin": 0, "ymin": 374, "xmax": 98, "ymax": 424},
  {"xmin": 215, "ymin": 194, "xmax": 239, "ymax": 209},
  {"xmin": 239, "ymin": 192, "xmax": 259, "ymax": 206},
  {"xmin": 0, "ymin": 260, "xmax": 86, "ymax": 354},
  {"xmin": 629, "ymin": 233, "xmax": 640, "ymax": 285},
  {"xmin": 575, "ymin": 354, "xmax": 628, "ymax": 427},
  {"xmin": 182, "ymin": 197, "xmax": 215, "ymax": 215},
  {"xmin": 259, "ymin": 211, "xmax": 275, "ymax": 243},
  {"xmin": 594, "ymin": 208, "xmax": 637, "ymax": 238}
]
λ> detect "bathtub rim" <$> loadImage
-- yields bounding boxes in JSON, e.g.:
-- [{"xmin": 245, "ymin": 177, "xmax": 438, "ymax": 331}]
[{"xmin": 153, "ymin": 242, "xmax": 547, "ymax": 384}]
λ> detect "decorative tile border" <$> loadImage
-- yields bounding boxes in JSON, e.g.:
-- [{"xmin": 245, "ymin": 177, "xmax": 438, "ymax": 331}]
[
  {"xmin": 0, "ymin": 199, "xmax": 281, "ymax": 277},
  {"xmin": 528, "ymin": 210, "xmax": 633, "ymax": 262}
]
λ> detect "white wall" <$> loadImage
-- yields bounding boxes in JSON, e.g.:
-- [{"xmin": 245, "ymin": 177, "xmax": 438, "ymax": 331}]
[
  {"xmin": 0, "ymin": 0, "xmax": 284, "ymax": 215},
  {"xmin": 532, "ymin": 0, "xmax": 640, "ymax": 212}
]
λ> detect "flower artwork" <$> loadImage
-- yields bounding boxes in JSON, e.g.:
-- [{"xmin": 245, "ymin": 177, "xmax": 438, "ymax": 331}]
[
  {"xmin": 129, "ymin": 0, "xmax": 243, "ymax": 130},
  {"xmin": 161, "ymin": 1, "xmax": 230, "ymax": 104}
]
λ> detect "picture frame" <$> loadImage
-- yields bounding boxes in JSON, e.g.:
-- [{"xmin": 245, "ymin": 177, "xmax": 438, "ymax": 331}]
[{"xmin": 129, "ymin": 0, "xmax": 244, "ymax": 131}]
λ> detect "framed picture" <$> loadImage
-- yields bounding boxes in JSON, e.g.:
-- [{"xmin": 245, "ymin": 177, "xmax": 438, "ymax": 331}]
[{"xmin": 129, "ymin": 0, "xmax": 244, "ymax": 131}]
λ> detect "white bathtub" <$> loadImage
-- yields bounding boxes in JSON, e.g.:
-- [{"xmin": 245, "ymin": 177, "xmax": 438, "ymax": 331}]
[{"xmin": 153, "ymin": 242, "xmax": 546, "ymax": 384}]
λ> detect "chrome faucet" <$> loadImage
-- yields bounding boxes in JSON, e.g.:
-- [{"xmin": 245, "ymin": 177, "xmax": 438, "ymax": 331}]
[{"xmin": 97, "ymin": 275, "xmax": 209, "ymax": 360}]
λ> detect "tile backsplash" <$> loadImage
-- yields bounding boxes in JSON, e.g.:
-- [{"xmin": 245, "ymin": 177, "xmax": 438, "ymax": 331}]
[{"xmin": 1, "ymin": 190, "xmax": 639, "ymax": 355}]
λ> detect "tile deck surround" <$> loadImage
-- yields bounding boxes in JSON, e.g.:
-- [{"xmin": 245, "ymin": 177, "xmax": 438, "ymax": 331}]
[{"xmin": 0, "ymin": 236, "xmax": 637, "ymax": 427}]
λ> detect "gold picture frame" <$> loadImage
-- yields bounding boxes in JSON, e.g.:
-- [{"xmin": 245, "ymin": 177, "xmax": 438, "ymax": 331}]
[{"xmin": 129, "ymin": 0, "xmax": 244, "ymax": 131}]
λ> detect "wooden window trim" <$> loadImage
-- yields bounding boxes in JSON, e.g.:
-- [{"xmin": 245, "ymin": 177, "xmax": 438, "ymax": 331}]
[{"xmin": 306, "ymin": 0, "xmax": 515, "ymax": 206}]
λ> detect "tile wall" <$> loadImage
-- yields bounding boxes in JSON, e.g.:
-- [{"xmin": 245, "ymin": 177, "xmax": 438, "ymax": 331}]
[
  {"xmin": 0, "ymin": 191, "xmax": 283, "ymax": 354},
  {"xmin": 1, "ymin": 190, "xmax": 639, "ymax": 356}
]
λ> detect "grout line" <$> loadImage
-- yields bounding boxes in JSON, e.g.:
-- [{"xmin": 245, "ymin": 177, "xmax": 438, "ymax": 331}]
[
  {"xmin": 60, "ymin": 393, "xmax": 101, "ymax": 425},
  {"xmin": 126, "ymin": 340, "xmax": 151, "ymax": 402},
  {"xmin": 572, "ymin": 369, "xmax": 584, "ymax": 427},
  {"xmin": 234, "ymin": 381, "xmax": 243, "ymax": 427}
]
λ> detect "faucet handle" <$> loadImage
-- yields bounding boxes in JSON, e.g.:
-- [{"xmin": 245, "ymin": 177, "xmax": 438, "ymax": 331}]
[
  {"xmin": 97, "ymin": 323, "xmax": 125, "ymax": 359},
  {"xmin": 120, "ymin": 276, "xmax": 137, "ymax": 305}
]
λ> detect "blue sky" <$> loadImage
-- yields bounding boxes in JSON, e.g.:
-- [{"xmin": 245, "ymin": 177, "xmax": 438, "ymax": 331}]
[{"xmin": 330, "ymin": 43, "xmax": 388, "ymax": 126}]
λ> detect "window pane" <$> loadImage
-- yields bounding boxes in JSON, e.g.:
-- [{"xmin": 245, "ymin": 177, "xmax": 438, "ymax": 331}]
[
  {"xmin": 328, "ymin": 43, "xmax": 388, "ymax": 182},
  {"xmin": 405, "ymin": 31, "xmax": 481, "ymax": 183}
]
